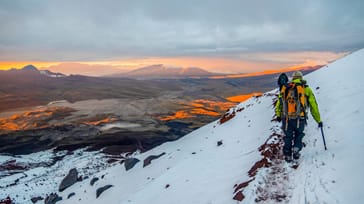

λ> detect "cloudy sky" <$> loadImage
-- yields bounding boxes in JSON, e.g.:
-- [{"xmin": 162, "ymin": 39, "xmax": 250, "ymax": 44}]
[{"xmin": 0, "ymin": 0, "xmax": 363, "ymax": 74}]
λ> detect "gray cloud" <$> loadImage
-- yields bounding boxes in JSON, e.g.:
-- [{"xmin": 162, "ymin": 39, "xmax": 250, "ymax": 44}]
[{"xmin": 0, "ymin": 0, "xmax": 363, "ymax": 61}]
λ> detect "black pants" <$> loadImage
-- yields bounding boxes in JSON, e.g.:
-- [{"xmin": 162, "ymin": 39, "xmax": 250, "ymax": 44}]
[{"xmin": 282, "ymin": 119, "xmax": 306, "ymax": 156}]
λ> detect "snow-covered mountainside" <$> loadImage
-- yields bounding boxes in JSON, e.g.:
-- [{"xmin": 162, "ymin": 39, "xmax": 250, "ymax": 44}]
[{"xmin": 1, "ymin": 49, "xmax": 364, "ymax": 204}]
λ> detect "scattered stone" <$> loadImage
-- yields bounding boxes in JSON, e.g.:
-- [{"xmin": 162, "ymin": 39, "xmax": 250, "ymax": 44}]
[
  {"xmin": 143, "ymin": 152, "xmax": 166, "ymax": 167},
  {"xmin": 90, "ymin": 177, "xmax": 99, "ymax": 186},
  {"xmin": 237, "ymin": 107, "xmax": 245, "ymax": 112},
  {"xmin": 217, "ymin": 140, "xmax": 223, "ymax": 146},
  {"xmin": 107, "ymin": 158, "xmax": 119, "ymax": 164},
  {"xmin": 59, "ymin": 168, "xmax": 78, "ymax": 192},
  {"xmin": 233, "ymin": 191, "xmax": 244, "ymax": 201},
  {"xmin": 31, "ymin": 196, "xmax": 43, "ymax": 203},
  {"xmin": 44, "ymin": 193, "xmax": 62, "ymax": 204},
  {"xmin": 67, "ymin": 193, "xmax": 75, "ymax": 199},
  {"xmin": 77, "ymin": 175, "xmax": 83, "ymax": 182},
  {"xmin": 0, "ymin": 196, "xmax": 12, "ymax": 204},
  {"xmin": 219, "ymin": 110, "xmax": 236, "ymax": 124},
  {"xmin": 96, "ymin": 185, "xmax": 113, "ymax": 198},
  {"xmin": 0, "ymin": 160, "xmax": 27, "ymax": 171},
  {"xmin": 124, "ymin": 158, "xmax": 140, "ymax": 171}
]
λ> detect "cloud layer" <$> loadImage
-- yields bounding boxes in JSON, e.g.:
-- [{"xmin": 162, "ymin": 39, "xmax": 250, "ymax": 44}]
[{"xmin": 0, "ymin": 0, "xmax": 363, "ymax": 61}]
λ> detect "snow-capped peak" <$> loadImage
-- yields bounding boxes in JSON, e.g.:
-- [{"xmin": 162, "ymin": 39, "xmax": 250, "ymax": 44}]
[{"xmin": 39, "ymin": 70, "xmax": 66, "ymax": 78}]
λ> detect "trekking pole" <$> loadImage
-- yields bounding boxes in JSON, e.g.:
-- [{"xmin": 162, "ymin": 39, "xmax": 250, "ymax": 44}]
[{"xmin": 320, "ymin": 126, "xmax": 327, "ymax": 150}]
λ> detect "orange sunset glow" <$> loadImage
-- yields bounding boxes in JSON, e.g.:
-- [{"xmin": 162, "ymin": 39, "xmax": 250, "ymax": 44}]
[
  {"xmin": 159, "ymin": 99, "xmax": 236, "ymax": 121},
  {"xmin": 0, "ymin": 61, "xmax": 61, "ymax": 70},
  {"xmin": 226, "ymin": 93, "xmax": 263, "ymax": 103},
  {"xmin": 0, "ymin": 107, "xmax": 74, "ymax": 133},
  {"xmin": 0, "ymin": 51, "xmax": 347, "ymax": 75},
  {"xmin": 158, "ymin": 95, "xmax": 260, "ymax": 121},
  {"xmin": 210, "ymin": 60, "xmax": 324, "ymax": 79},
  {"xmin": 0, "ymin": 58, "xmax": 277, "ymax": 73}
]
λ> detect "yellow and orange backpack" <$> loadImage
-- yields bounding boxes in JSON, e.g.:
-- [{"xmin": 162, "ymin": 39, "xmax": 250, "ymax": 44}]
[{"xmin": 280, "ymin": 83, "xmax": 307, "ymax": 119}]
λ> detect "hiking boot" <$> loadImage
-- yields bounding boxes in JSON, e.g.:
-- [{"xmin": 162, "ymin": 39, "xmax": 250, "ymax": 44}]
[
  {"xmin": 284, "ymin": 155, "xmax": 293, "ymax": 163},
  {"xmin": 293, "ymin": 147, "xmax": 300, "ymax": 160},
  {"xmin": 293, "ymin": 152, "xmax": 300, "ymax": 160}
]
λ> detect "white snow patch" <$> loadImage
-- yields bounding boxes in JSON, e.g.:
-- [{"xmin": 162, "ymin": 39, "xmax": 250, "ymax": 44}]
[{"xmin": 100, "ymin": 122, "xmax": 141, "ymax": 131}]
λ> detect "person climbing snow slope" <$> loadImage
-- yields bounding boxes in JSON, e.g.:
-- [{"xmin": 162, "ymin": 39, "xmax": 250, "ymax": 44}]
[{"xmin": 275, "ymin": 71, "xmax": 323, "ymax": 162}]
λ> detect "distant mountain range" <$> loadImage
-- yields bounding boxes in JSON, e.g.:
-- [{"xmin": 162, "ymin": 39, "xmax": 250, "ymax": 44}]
[
  {"xmin": 44, "ymin": 62, "xmax": 123, "ymax": 77},
  {"xmin": 0, "ymin": 64, "xmax": 321, "ymax": 112},
  {"xmin": 1, "ymin": 64, "xmax": 66, "ymax": 78},
  {"xmin": 96, "ymin": 63, "xmax": 322, "ymax": 79},
  {"xmin": 2, "ymin": 63, "xmax": 323, "ymax": 79},
  {"xmin": 109, "ymin": 64, "xmax": 219, "ymax": 79},
  {"xmin": 0, "ymin": 65, "xmax": 181, "ymax": 111}
]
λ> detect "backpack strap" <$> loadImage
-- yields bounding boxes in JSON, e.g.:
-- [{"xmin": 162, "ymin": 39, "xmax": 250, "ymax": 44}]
[{"xmin": 296, "ymin": 84, "xmax": 308, "ymax": 122}]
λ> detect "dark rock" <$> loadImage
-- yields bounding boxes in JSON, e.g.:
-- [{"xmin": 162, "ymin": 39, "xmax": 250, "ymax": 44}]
[
  {"xmin": 107, "ymin": 158, "xmax": 119, "ymax": 164},
  {"xmin": 165, "ymin": 184, "xmax": 170, "ymax": 189},
  {"xmin": 217, "ymin": 140, "xmax": 223, "ymax": 146},
  {"xmin": 143, "ymin": 152, "xmax": 166, "ymax": 167},
  {"xmin": 233, "ymin": 191, "xmax": 245, "ymax": 201},
  {"xmin": 31, "ymin": 196, "xmax": 43, "ymax": 203},
  {"xmin": 0, "ymin": 160, "xmax": 27, "ymax": 171},
  {"xmin": 96, "ymin": 185, "xmax": 113, "ymax": 198},
  {"xmin": 220, "ymin": 110, "xmax": 236, "ymax": 124},
  {"xmin": 59, "ymin": 168, "xmax": 78, "ymax": 192},
  {"xmin": 124, "ymin": 158, "xmax": 140, "ymax": 171},
  {"xmin": 67, "ymin": 193, "xmax": 75, "ymax": 199},
  {"xmin": 0, "ymin": 196, "xmax": 12, "ymax": 204},
  {"xmin": 77, "ymin": 175, "xmax": 83, "ymax": 182},
  {"xmin": 90, "ymin": 177, "xmax": 99, "ymax": 186},
  {"xmin": 44, "ymin": 193, "xmax": 62, "ymax": 204}
]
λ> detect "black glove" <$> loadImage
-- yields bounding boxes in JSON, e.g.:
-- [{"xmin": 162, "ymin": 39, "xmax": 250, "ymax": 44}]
[
  {"xmin": 276, "ymin": 116, "xmax": 281, "ymax": 122},
  {"xmin": 318, "ymin": 122, "xmax": 323, "ymax": 128}
]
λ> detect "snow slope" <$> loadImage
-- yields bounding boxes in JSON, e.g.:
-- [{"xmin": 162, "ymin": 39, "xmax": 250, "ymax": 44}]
[{"xmin": 2, "ymin": 49, "xmax": 364, "ymax": 203}]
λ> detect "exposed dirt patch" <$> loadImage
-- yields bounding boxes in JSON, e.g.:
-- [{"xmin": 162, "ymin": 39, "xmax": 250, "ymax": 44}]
[
  {"xmin": 219, "ymin": 110, "xmax": 236, "ymax": 124},
  {"xmin": 233, "ymin": 129, "xmax": 290, "ymax": 203}
]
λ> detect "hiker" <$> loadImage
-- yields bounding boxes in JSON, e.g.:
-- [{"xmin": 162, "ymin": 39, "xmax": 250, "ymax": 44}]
[
  {"xmin": 277, "ymin": 73, "xmax": 288, "ymax": 91},
  {"xmin": 275, "ymin": 71, "xmax": 323, "ymax": 162}
]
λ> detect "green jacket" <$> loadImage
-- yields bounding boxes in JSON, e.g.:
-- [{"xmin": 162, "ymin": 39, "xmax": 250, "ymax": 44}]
[{"xmin": 275, "ymin": 78, "xmax": 321, "ymax": 123}]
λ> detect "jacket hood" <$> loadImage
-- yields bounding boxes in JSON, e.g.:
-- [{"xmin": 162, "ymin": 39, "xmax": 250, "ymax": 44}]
[{"xmin": 292, "ymin": 78, "xmax": 302, "ymax": 84}]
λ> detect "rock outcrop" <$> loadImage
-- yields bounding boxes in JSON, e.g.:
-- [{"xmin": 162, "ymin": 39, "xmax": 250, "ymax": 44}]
[
  {"xmin": 44, "ymin": 193, "xmax": 62, "ymax": 204},
  {"xmin": 90, "ymin": 177, "xmax": 99, "ymax": 186},
  {"xmin": 96, "ymin": 185, "xmax": 113, "ymax": 198},
  {"xmin": 31, "ymin": 196, "xmax": 43, "ymax": 203},
  {"xmin": 143, "ymin": 152, "xmax": 166, "ymax": 167},
  {"xmin": 59, "ymin": 168, "xmax": 78, "ymax": 192},
  {"xmin": 124, "ymin": 158, "xmax": 140, "ymax": 171}
]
